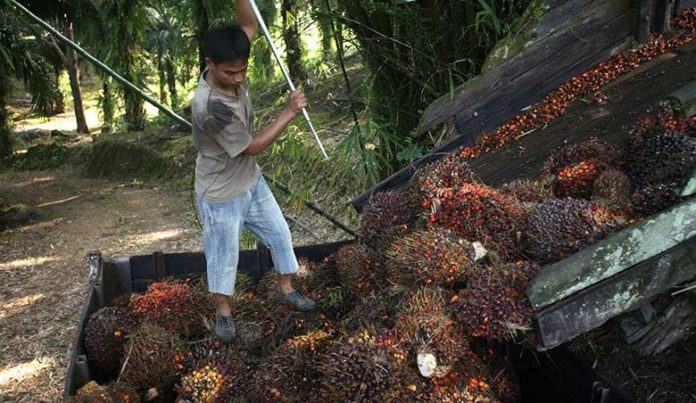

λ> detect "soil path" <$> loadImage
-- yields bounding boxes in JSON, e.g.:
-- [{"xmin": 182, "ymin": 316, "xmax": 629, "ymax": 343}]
[{"xmin": 0, "ymin": 169, "xmax": 202, "ymax": 402}]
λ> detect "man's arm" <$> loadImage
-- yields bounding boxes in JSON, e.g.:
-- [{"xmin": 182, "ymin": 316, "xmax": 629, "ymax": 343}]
[
  {"xmin": 236, "ymin": 0, "xmax": 258, "ymax": 41},
  {"xmin": 244, "ymin": 87, "xmax": 306, "ymax": 155}
]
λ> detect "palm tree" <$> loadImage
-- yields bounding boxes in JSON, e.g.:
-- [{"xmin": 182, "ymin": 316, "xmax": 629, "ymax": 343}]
[
  {"xmin": 282, "ymin": 0, "xmax": 307, "ymax": 84},
  {"xmin": 1, "ymin": 2, "xmax": 64, "ymax": 158}
]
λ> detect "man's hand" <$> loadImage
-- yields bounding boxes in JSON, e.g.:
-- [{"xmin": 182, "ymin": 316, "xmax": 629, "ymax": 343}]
[{"xmin": 284, "ymin": 86, "xmax": 307, "ymax": 115}]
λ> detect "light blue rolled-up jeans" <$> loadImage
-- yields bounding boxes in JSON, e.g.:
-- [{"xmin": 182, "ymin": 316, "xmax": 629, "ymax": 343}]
[{"xmin": 195, "ymin": 175, "xmax": 299, "ymax": 296}]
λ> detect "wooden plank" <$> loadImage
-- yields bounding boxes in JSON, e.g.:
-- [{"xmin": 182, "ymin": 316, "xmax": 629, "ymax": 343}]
[
  {"xmin": 629, "ymin": 292, "xmax": 696, "ymax": 355},
  {"xmin": 655, "ymin": 0, "xmax": 676, "ymax": 32},
  {"xmin": 634, "ymin": 0, "xmax": 657, "ymax": 42},
  {"xmin": 528, "ymin": 197, "xmax": 696, "ymax": 311},
  {"xmin": 676, "ymin": 0, "xmax": 696, "ymax": 11},
  {"xmin": 669, "ymin": 79, "xmax": 696, "ymax": 116},
  {"xmin": 533, "ymin": 236, "xmax": 696, "ymax": 350}
]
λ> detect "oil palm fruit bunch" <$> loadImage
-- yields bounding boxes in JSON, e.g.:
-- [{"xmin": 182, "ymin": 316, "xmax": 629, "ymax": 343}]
[
  {"xmin": 453, "ymin": 261, "xmax": 540, "ymax": 341},
  {"xmin": 84, "ymin": 307, "xmax": 136, "ymax": 378},
  {"xmin": 395, "ymin": 288, "xmax": 470, "ymax": 373},
  {"xmin": 523, "ymin": 198, "xmax": 623, "ymax": 263},
  {"xmin": 626, "ymin": 131, "xmax": 695, "ymax": 188},
  {"xmin": 631, "ymin": 182, "xmax": 682, "ymax": 216},
  {"xmin": 335, "ymin": 243, "xmax": 381, "ymax": 298},
  {"xmin": 591, "ymin": 168, "xmax": 633, "ymax": 215},
  {"xmin": 416, "ymin": 154, "xmax": 478, "ymax": 198},
  {"xmin": 314, "ymin": 329, "xmax": 406, "ymax": 402},
  {"xmin": 425, "ymin": 183, "xmax": 525, "ymax": 259},
  {"xmin": 501, "ymin": 177, "xmax": 555, "ymax": 204},
  {"xmin": 552, "ymin": 159, "xmax": 607, "ymax": 198},
  {"xmin": 69, "ymin": 381, "xmax": 139, "ymax": 403},
  {"xmin": 250, "ymin": 330, "xmax": 333, "ymax": 402},
  {"xmin": 129, "ymin": 280, "xmax": 210, "ymax": 337},
  {"xmin": 358, "ymin": 190, "xmax": 418, "ymax": 244},
  {"xmin": 386, "ymin": 226, "xmax": 477, "ymax": 288},
  {"xmin": 427, "ymin": 358, "xmax": 496, "ymax": 403},
  {"xmin": 541, "ymin": 137, "xmax": 623, "ymax": 179},
  {"xmin": 119, "ymin": 323, "xmax": 185, "ymax": 392},
  {"xmin": 478, "ymin": 348, "xmax": 521, "ymax": 403},
  {"xmin": 340, "ymin": 286, "xmax": 407, "ymax": 333}
]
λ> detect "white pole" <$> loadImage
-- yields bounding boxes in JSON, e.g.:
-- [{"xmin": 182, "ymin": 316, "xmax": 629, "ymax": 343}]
[{"xmin": 247, "ymin": 0, "xmax": 329, "ymax": 159}]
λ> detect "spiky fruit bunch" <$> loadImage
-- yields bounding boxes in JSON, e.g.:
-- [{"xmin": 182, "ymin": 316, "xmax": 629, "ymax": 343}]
[
  {"xmin": 119, "ymin": 323, "xmax": 185, "ymax": 392},
  {"xmin": 336, "ymin": 243, "xmax": 381, "ymax": 298},
  {"xmin": 70, "ymin": 381, "xmax": 140, "ymax": 403},
  {"xmin": 631, "ymin": 103, "xmax": 696, "ymax": 139},
  {"xmin": 386, "ymin": 226, "xmax": 477, "ymax": 288},
  {"xmin": 523, "ymin": 199, "xmax": 624, "ymax": 263},
  {"xmin": 631, "ymin": 183, "xmax": 681, "ymax": 216},
  {"xmin": 591, "ymin": 168, "xmax": 633, "ymax": 215},
  {"xmin": 358, "ymin": 191, "xmax": 418, "ymax": 244},
  {"xmin": 485, "ymin": 352, "xmax": 521, "ymax": 403},
  {"xmin": 453, "ymin": 261, "xmax": 540, "ymax": 341},
  {"xmin": 179, "ymin": 338, "xmax": 250, "ymax": 402},
  {"xmin": 541, "ymin": 138, "xmax": 622, "ymax": 178},
  {"xmin": 429, "ymin": 356, "xmax": 496, "ymax": 403},
  {"xmin": 626, "ymin": 131, "xmax": 696, "ymax": 187},
  {"xmin": 425, "ymin": 183, "xmax": 525, "ymax": 259},
  {"xmin": 416, "ymin": 154, "xmax": 478, "ymax": 198},
  {"xmin": 314, "ymin": 329, "xmax": 406, "ymax": 402},
  {"xmin": 84, "ymin": 307, "xmax": 136, "ymax": 378},
  {"xmin": 129, "ymin": 281, "xmax": 211, "ymax": 336},
  {"xmin": 552, "ymin": 159, "xmax": 607, "ymax": 199},
  {"xmin": 395, "ymin": 288, "xmax": 470, "ymax": 371},
  {"xmin": 501, "ymin": 177, "xmax": 555, "ymax": 204},
  {"xmin": 341, "ymin": 286, "xmax": 407, "ymax": 333},
  {"xmin": 250, "ymin": 331, "xmax": 333, "ymax": 402}
]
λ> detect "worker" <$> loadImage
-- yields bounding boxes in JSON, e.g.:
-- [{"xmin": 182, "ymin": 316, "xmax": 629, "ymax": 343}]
[{"xmin": 191, "ymin": 0, "xmax": 316, "ymax": 343}]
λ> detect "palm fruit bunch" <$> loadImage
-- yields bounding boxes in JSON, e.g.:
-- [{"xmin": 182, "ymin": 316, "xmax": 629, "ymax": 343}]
[
  {"xmin": 591, "ymin": 168, "xmax": 633, "ymax": 215},
  {"xmin": 626, "ymin": 131, "xmax": 695, "ymax": 188},
  {"xmin": 501, "ymin": 177, "xmax": 555, "ymax": 204},
  {"xmin": 178, "ymin": 342, "xmax": 248, "ymax": 403},
  {"xmin": 119, "ymin": 323, "xmax": 185, "ymax": 392},
  {"xmin": 313, "ymin": 329, "xmax": 407, "ymax": 402},
  {"xmin": 630, "ymin": 103, "xmax": 687, "ymax": 139},
  {"xmin": 128, "ymin": 280, "xmax": 211, "ymax": 337},
  {"xmin": 386, "ymin": 226, "xmax": 477, "ymax": 288},
  {"xmin": 453, "ymin": 261, "xmax": 540, "ymax": 341},
  {"xmin": 69, "ymin": 381, "xmax": 140, "ymax": 403},
  {"xmin": 357, "ymin": 190, "xmax": 418, "ymax": 245},
  {"xmin": 335, "ymin": 243, "xmax": 381, "ymax": 298},
  {"xmin": 477, "ymin": 347, "xmax": 521, "ymax": 403},
  {"xmin": 340, "ymin": 286, "xmax": 407, "ymax": 333},
  {"xmin": 425, "ymin": 182, "xmax": 525, "ymax": 259},
  {"xmin": 631, "ymin": 183, "xmax": 682, "ymax": 217},
  {"xmin": 426, "ymin": 358, "xmax": 496, "ymax": 403},
  {"xmin": 394, "ymin": 288, "xmax": 470, "ymax": 373},
  {"xmin": 416, "ymin": 154, "xmax": 478, "ymax": 198},
  {"xmin": 523, "ymin": 198, "xmax": 623, "ymax": 263},
  {"xmin": 250, "ymin": 330, "xmax": 333, "ymax": 402},
  {"xmin": 542, "ymin": 138, "xmax": 623, "ymax": 199},
  {"xmin": 84, "ymin": 307, "xmax": 136, "ymax": 378}
]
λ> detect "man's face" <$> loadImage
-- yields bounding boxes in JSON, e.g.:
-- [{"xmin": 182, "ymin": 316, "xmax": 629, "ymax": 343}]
[{"xmin": 206, "ymin": 58, "xmax": 248, "ymax": 90}]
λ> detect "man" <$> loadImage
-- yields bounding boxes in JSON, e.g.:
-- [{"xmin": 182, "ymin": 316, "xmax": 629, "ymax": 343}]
[{"xmin": 192, "ymin": 0, "xmax": 316, "ymax": 343}]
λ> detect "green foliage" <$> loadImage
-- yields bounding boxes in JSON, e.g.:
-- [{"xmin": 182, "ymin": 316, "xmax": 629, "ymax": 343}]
[
  {"xmin": 13, "ymin": 142, "xmax": 69, "ymax": 170},
  {"xmin": 82, "ymin": 139, "xmax": 176, "ymax": 179}
]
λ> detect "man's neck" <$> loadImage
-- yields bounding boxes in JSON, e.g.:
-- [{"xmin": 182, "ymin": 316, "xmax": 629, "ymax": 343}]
[{"xmin": 204, "ymin": 71, "xmax": 239, "ymax": 97}]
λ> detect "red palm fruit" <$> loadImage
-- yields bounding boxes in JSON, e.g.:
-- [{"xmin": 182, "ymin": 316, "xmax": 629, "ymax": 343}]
[
  {"xmin": 501, "ymin": 177, "xmax": 555, "ymax": 204},
  {"xmin": 416, "ymin": 154, "xmax": 478, "ymax": 198},
  {"xmin": 358, "ymin": 190, "xmax": 419, "ymax": 244},
  {"xmin": 454, "ymin": 261, "xmax": 540, "ymax": 341},
  {"xmin": 83, "ymin": 307, "xmax": 136, "ymax": 378},
  {"xmin": 626, "ymin": 131, "xmax": 696, "ymax": 188},
  {"xmin": 552, "ymin": 159, "xmax": 606, "ymax": 199},
  {"xmin": 386, "ymin": 226, "xmax": 477, "ymax": 288},
  {"xmin": 428, "ymin": 182, "xmax": 526, "ymax": 260},
  {"xmin": 335, "ymin": 243, "xmax": 382, "ymax": 298},
  {"xmin": 541, "ymin": 138, "xmax": 622, "ymax": 178},
  {"xmin": 523, "ymin": 199, "xmax": 624, "ymax": 263}
]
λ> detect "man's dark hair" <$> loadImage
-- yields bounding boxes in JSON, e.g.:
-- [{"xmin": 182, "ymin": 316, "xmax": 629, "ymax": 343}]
[{"xmin": 202, "ymin": 23, "xmax": 251, "ymax": 64}]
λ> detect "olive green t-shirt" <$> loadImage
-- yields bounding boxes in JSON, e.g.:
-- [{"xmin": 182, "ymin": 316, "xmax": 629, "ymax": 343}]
[{"xmin": 192, "ymin": 72, "xmax": 260, "ymax": 202}]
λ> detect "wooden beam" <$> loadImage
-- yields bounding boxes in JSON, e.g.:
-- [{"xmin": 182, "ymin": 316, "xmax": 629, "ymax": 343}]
[
  {"xmin": 528, "ymin": 197, "xmax": 696, "ymax": 311},
  {"xmin": 676, "ymin": 0, "xmax": 696, "ymax": 11},
  {"xmin": 634, "ymin": 0, "xmax": 657, "ymax": 42},
  {"xmin": 628, "ymin": 292, "xmax": 696, "ymax": 356},
  {"xmin": 533, "ymin": 236, "xmax": 696, "ymax": 350},
  {"xmin": 669, "ymin": 79, "xmax": 696, "ymax": 117}
]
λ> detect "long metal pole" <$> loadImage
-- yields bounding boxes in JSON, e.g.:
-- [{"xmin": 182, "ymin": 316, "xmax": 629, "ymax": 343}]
[{"xmin": 247, "ymin": 0, "xmax": 329, "ymax": 160}]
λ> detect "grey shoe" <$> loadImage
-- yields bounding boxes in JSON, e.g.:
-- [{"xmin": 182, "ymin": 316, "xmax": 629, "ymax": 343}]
[
  {"xmin": 215, "ymin": 313, "xmax": 236, "ymax": 343},
  {"xmin": 276, "ymin": 289, "xmax": 317, "ymax": 312}
]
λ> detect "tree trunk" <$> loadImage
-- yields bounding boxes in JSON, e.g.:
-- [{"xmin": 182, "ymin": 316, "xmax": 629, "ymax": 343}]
[
  {"xmin": 64, "ymin": 22, "xmax": 89, "ymax": 133},
  {"xmin": 0, "ymin": 76, "xmax": 13, "ymax": 159},
  {"xmin": 101, "ymin": 80, "xmax": 115, "ymax": 134},
  {"xmin": 281, "ymin": 0, "xmax": 307, "ymax": 84},
  {"xmin": 315, "ymin": 0, "xmax": 333, "ymax": 60},
  {"xmin": 165, "ymin": 58, "xmax": 178, "ymax": 110},
  {"xmin": 117, "ymin": 0, "xmax": 145, "ymax": 131},
  {"xmin": 192, "ymin": 0, "xmax": 210, "ymax": 74},
  {"xmin": 158, "ymin": 53, "xmax": 168, "ymax": 105}
]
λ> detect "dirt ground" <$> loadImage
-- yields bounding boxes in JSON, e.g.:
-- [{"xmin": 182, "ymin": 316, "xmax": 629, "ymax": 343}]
[{"xmin": 0, "ymin": 168, "xmax": 203, "ymax": 402}]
